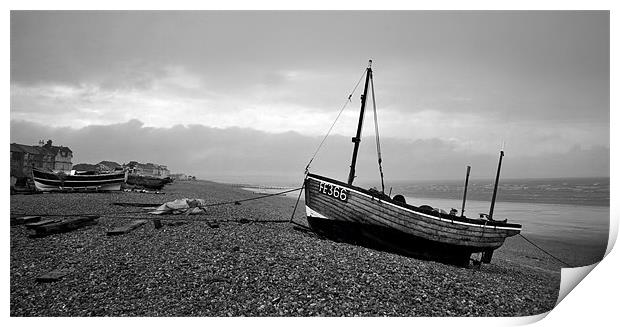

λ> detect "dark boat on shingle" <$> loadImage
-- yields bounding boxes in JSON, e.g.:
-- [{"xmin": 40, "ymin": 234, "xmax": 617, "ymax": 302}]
[{"xmin": 303, "ymin": 61, "xmax": 521, "ymax": 265}]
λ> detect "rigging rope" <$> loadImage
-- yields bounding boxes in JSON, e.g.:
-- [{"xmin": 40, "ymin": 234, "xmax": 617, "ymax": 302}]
[
  {"xmin": 303, "ymin": 68, "xmax": 367, "ymax": 174},
  {"xmin": 198, "ymin": 187, "xmax": 302, "ymax": 207},
  {"xmin": 11, "ymin": 187, "xmax": 303, "ymax": 217},
  {"xmin": 518, "ymin": 233, "xmax": 571, "ymax": 266},
  {"xmin": 370, "ymin": 71, "xmax": 385, "ymax": 193}
]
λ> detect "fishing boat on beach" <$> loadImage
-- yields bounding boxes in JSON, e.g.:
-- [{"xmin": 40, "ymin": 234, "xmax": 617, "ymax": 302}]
[
  {"xmin": 303, "ymin": 60, "xmax": 522, "ymax": 265},
  {"xmin": 32, "ymin": 168, "xmax": 127, "ymax": 192},
  {"xmin": 125, "ymin": 174, "xmax": 172, "ymax": 190}
]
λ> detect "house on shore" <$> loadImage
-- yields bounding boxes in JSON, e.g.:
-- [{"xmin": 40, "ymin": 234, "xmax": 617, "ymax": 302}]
[
  {"xmin": 42, "ymin": 140, "xmax": 73, "ymax": 171},
  {"xmin": 170, "ymin": 173, "xmax": 197, "ymax": 181},
  {"xmin": 170, "ymin": 173, "xmax": 189, "ymax": 181},
  {"xmin": 10, "ymin": 140, "xmax": 73, "ymax": 178},
  {"xmin": 124, "ymin": 161, "xmax": 170, "ymax": 178}
]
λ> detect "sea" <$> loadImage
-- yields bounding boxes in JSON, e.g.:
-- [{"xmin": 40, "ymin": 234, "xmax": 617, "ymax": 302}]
[
  {"xmin": 242, "ymin": 177, "xmax": 610, "ymax": 264},
  {"xmin": 386, "ymin": 177, "xmax": 610, "ymax": 246}
]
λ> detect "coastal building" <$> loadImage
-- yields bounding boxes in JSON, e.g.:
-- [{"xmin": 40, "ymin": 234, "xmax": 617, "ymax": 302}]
[
  {"xmin": 124, "ymin": 161, "xmax": 170, "ymax": 178},
  {"xmin": 170, "ymin": 173, "xmax": 189, "ymax": 181},
  {"xmin": 10, "ymin": 140, "xmax": 73, "ymax": 178},
  {"xmin": 42, "ymin": 140, "xmax": 73, "ymax": 171}
]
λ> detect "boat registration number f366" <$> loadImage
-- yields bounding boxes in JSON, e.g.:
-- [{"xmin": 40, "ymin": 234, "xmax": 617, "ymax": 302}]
[{"xmin": 318, "ymin": 182, "xmax": 349, "ymax": 202}]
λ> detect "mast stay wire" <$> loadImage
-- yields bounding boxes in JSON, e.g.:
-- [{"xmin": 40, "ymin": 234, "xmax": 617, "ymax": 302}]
[
  {"xmin": 370, "ymin": 71, "xmax": 385, "ymax": 193},
  {"xmin": 291, "ymin": 66, "xmax": 368, "ymax": 225},
  {"xmin": 303, "ymin": 68, "xmax": 368, "ymax": 174}
]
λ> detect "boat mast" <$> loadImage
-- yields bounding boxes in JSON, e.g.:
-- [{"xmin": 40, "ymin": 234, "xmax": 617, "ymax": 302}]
[
  {"xmin": 461, "ymin": 165, "xmax": 471, "ymax": 217},
  {"xmin": 347, "ymin": 60, "xmax": 373, "ymax": 185},
  {"xmin": 488, "ymin": 150, "xmax": 504, "ymax": 220}
]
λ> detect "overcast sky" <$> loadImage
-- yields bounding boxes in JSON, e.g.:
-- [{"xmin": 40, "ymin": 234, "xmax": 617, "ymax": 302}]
[{"xmin": 9, "ymin": 11, "xmax": 609, "ymax": 184}]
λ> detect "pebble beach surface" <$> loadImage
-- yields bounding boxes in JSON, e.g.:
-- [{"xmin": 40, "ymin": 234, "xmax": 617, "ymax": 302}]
[{"xmin": 10, "ymin": 180, "xmax": 564, "ymax": 317}]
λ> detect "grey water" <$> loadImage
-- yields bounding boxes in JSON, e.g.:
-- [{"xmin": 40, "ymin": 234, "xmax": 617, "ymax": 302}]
[{"xmin": 386, "ymin": 177, "xmax": 610, "ymax": 248}]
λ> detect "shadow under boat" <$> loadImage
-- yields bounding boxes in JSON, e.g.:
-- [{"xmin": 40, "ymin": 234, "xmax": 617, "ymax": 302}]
[{"xmin": 308, "ymin": 215, "xmax": 483, "ymax": 267}]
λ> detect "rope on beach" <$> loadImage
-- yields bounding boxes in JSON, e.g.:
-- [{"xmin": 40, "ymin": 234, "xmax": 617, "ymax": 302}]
[
  {"xmin": 199, "ymin": 187, "xmax": 303, "ymax": 207},
  {"xmin": 518, "ymin": 233, "xmax": 571, "ymax": 266},
  {"xmin": 11, "ymin": 187, "xmax": 304, "ymax": 217},
  {"xmin": 98, "ymin": 215, "xmax": 293, "ymax": 224}
]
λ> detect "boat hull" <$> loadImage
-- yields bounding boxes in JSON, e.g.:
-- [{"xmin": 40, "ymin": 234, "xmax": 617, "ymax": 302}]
[
  {"xmin": 125, "ymin": 175, "xmax": 169, "ymax": 190},
  {"xmin": 304, "ymin": 173, "xmax": 521, "ymax": 264},
  {"xmin": 32, "ymin": 169, "xmax": 127, "ymax": 192}
]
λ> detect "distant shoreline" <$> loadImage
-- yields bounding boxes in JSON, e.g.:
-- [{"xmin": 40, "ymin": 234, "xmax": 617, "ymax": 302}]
[{"xmin": 228, "ymin": 181, "xmax": 610, "ymax": 207}]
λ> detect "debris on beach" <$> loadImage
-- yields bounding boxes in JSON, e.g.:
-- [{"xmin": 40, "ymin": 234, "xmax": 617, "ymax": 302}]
[
  {"xmin": 11, "ymin": 216, "xmax": 41, "ymax": 226},
  {"xmin": 28, "ymin": 215, "xmax": 100, "ymax": 237},
  {"xmin": 149, "ymin": 198, "xmax": 208, "ymax": 215},
  {"xmin": 25, "ymin": 219, "xmax": 62, "ymax": 229},
  {"xmin": 107, "ymin": 219, "xmax": 148, "ymax": 236}
]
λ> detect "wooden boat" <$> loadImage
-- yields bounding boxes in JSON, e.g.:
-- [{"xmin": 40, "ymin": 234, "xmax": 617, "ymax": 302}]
[
  {"xmin": 32, "ymin": 168, "xmax": 127, "ymax": 192},
  {"xmin": 303, "ymin": 61, "xmax": 522, "ymax": 265},
  {"xmin": 125, "ymin": 174, "xmax": 172, "ymax": 190}
]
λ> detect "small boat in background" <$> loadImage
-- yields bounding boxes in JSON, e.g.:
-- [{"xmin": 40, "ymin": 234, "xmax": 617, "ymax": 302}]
[
  {"xmin": 125, "ymin": 174, "xmax": 172, "ymax": 190},
  {"xmin": 32, "ymin": 168, "xmax": 127, "ymax": 192}
]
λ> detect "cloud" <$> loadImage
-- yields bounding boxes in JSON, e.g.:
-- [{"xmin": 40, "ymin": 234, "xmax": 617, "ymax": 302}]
[
  {"xmin": 11, "ymin": 11, "xmax": 609, "ymax": 120},
  {"xmin": 10, "ymin": 72, "xmax": 609, "ymax": 160},
  {"xmin": 9, "ymin": 12, "xmax": 609, "ymax": 181},
  {"xmin": 10, "ymin": 120, "xmax": 609, "ymax": 185}
]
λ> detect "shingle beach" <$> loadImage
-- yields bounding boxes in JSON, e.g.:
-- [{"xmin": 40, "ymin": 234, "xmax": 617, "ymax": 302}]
[{"xmin": 10, "ymin": 180, "xmax": 573, "ymax": 316}]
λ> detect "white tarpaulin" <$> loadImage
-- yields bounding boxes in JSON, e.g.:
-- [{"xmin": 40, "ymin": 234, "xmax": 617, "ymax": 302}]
[{"xmin": 149, "ymin": 198, "xmax": 208, "ymax": 215}]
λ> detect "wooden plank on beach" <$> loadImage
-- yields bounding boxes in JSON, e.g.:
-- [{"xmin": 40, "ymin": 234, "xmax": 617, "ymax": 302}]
[
  {"xmin": 32, "ymin": 215, "xmax": 99, "ymax": 237},
  {"xmin": 107, "ymin": 219, "xmax": 148, "ymax": 236},
  {"xmin": 25, "ymin": 219, "xmax": 62, "ymax": 229},
  {"xmin": 11, "ymin": 216, "xmax": 41, "ymax": 226},
  {"xmin": 36, "ymin": 268, "xmax": 74, "ymax": 283}
]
